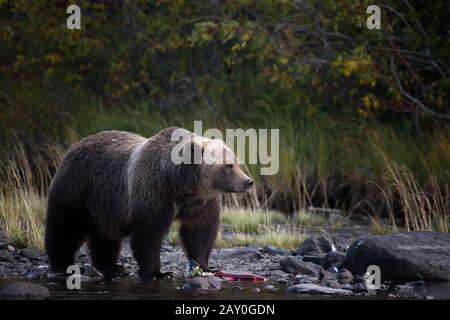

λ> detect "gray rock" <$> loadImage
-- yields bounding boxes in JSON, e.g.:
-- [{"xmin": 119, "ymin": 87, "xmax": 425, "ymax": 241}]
[
  {"xmin": 0, "ymin": 250, "xmax": 15, "ymax": 263},
  {"xmin": 343, "ymin": 231, "xmax": 450, "ymax": 280},
  {"xmin": 320, "ymin": 268, "xmax": 337, "ymax": 281},
  {"xmin": 323, "ymin": 251, "xmax": 346, "ymax": 269},
  {"xmin": 161, "ymin": 245, "xmax": 173, "ymax": 252},
  {"xmin": 302, "ymin": 254, "xmax": 325, "ymax": 266},
  {"xmin": 297, "ymin": 236, "xmax": 338, "ymax": 256},
  {"xmin": 47, "ymin": 272, "xmax": 66, "ymax": 279},
  {"xmin": 79, "ymin": 274, "xmax": 98, "ymax": 282},
  {"xmin": 294, "ymin": 275, "xmax": 319, "ymax": 284},
  {"xmin": 321, "ymin": 280, "xmax": 344, "ymax": 289},
  {"xmin": 262, "ymin": 245, "xmax": 291, "ymax": 256},
  {"xmin": 17, "ymin": 257, "xmax": 31, "ymax": 264},
  {"xmin": 342, "ymin": 284, "xmax": 353, "ymax": 291},
  {"xmin": 279, "ymin": 256, "xmax": 321, "ymax": 276},
  {"xmin": 395, "ymin": 285, "xmax": 414, "ymax": 292},
  {"xmin": 7, "ymin": 245, "xmax": 15, "ymax": 252},
  {"xmin": 28, "ymin": 267, "xmax": 49, "ymax": 279},
  {"xmin": 20, "ymin": 248, "xmax": 42, "ymax": 261},
  {"xmin": 182, "ymin": 276, "xmax": 223, "ymax": 290},
  {"xmin": 338, "ymin": 268, "xmax": 354, "ymax": 284},
  {"xmin": 263, "ymin": 284, "xmax": 276, "ymax": 291},
  {"xmin": 286, "ymin": 283, "xmax": 353, "ymax": 295},
  {"xmin": 270, "ymin": 270, "xmax": 290, "ymax": 284},
  {"xmin": 270, "ymin": 270, "xmax": 290, "ymax": 280},
  {"xmin": 351, "ymin": 282, "xmax": 367, "ymax": 292},
  {"xmin": 327, "ymin": 266, "xmax": 339, "ymax": 274},
  {"xmin": 0, "ymin": 282, "xmax": 50, "ymax": 300},
  {"xmin": 380, "ymin": 284, "xmax": 389, "ymax": 291},
  {"xmin": 320, "ymin": 269, "xmax": 341, "ymax": 288},
  {"xmin": 220, "ymin": 247, "xmax": 262, "ymax": 260},
  {"xmin": 83, "ymin": 265, "xmax": 103, "ymax": 277},
  {"xmin": 406, "ymin": 280, "xmax": 425, "ymax": 287},
  {"xmin": 0, "ymin": 242, "xmax": 8, "ymax": 250}
]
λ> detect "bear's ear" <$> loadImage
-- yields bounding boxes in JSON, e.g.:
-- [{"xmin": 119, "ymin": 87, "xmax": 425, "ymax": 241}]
[{"xmin": 189, "ymin": 141, "xmax": 204, "ymax": 164}]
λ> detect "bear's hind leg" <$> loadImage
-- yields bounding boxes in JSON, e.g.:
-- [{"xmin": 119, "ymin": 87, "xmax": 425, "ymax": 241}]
[
  {"xmin": 179, "ymin": 198, "xmax": 220, "ymax": 271},
  {"xmin": 88, "ymin": 236, "xmax": 122, "ymax": 280},
  {"xmin": 45, "ymin": 206, "xmax": 86, "ymax": 273}
]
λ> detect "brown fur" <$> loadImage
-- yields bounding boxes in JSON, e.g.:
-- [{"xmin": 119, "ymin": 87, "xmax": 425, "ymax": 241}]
[{"xmin": 45, "ymin": 128, "xmax": 252, "ymax": 278}]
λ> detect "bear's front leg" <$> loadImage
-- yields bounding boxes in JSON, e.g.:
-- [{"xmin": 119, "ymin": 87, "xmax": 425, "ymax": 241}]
[
  {"xmin": 179, "ymin": 198, "xmax": 220, "ymax": 271},
  {"xmin": 130, "ymin": 199, "xmax": 175, "ymax": 279}
]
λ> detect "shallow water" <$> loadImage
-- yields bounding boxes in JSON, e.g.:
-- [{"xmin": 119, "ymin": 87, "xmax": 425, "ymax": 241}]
[{"xmin": 2, "ymin": 277, "xmax": 449, "ymax": 300}]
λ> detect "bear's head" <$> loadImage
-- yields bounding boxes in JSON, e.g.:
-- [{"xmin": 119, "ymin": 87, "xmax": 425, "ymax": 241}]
[{"xmin": 189, "ymin": 136, "xmax": 254, "ymax": 194}]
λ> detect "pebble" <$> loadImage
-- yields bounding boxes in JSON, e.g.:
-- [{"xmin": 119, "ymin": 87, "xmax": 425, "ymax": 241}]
[{"xmin": 263, "ymin": 284, "xmax": 276, "ymax": 291}]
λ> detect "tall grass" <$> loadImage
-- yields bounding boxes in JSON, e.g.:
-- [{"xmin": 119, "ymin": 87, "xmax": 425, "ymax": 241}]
[
  {"xmin": 0, "ymin": 140, "xmax": 65, "ymax": 250},
  {"xmin": 0, "ymin": 89, "xmax": 448, "ymax": 250},
  {"xmin": 384, "ymin": 163, "xmax": 449, "ymax": 233}
]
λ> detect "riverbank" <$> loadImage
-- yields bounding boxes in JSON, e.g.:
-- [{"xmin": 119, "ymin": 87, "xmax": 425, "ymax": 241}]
[{"xmin": 1, "ymin": 226, "xmax": 449, "ymax": 300}]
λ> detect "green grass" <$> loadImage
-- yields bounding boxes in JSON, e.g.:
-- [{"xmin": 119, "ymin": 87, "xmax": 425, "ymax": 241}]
[
  {"xmin": 369, "ymin": 217, "xmax": 398, "ymax": 235},
  {"xmin": 164, "ymin": 208, "xmax": 307, "ymax": 250},
  {"xmin": 216, "ymin": 226, "xmax": 304, "ymax": 251},
  {"xmin": 220, "ymin": 208, "xmax": 302, "ymax": 250}
]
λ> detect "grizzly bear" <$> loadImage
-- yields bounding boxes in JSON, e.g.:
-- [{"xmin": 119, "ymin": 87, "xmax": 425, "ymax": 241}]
[{"xmin": 45, "ymin": 127, "xmax": 253, "ymax": 279}]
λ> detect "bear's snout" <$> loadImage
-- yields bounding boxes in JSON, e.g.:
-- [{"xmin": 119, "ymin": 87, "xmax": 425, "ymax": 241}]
[
  {"xmin": 245, "ymin": 179, "xmax": 254, "ymax": 189},
  {"xmin": 229, "ymin": 178, "xmax": 254, "ymax": 193}
]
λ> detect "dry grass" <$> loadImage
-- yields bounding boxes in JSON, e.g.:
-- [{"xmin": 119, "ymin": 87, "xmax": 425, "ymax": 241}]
[
  {"xmin": 0, "ymin": 138, "xmax": 448, "ymax": 252},
  {"xmin": 384, "ymin": 163, "xmax": 449, "ymax": 233},
  {"xmin": 0, "ymin": 141, "xmax": 65, "ymax": 250}
]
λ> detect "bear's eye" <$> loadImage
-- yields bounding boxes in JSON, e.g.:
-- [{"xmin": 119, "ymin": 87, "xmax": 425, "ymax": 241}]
[{"xmin": 226, "ymin": 164, "xmax": 234, "ymax": 169}]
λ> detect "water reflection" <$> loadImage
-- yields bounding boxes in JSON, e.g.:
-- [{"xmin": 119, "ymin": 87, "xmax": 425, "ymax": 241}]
[{"xmin": 1, "ymin": 277, "xmax": 449, "ymax": 300}]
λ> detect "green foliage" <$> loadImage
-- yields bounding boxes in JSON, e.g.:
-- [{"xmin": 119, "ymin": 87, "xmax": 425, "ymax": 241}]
[{"xmin": 1, "ymin": 1, "xmax": 448, "ymax": 118}]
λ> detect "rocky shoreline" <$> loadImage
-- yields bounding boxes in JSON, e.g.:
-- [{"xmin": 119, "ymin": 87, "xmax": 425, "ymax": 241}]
[{"xmin": 1, "ymin": 231, "xmax": 449, "ymax": 299}]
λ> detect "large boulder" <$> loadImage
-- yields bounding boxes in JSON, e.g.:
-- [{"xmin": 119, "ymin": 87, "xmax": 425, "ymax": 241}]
[
  {"xmin": 0, "ymin": 282, "xmax": 50, "ymax": 300},
  {"xmin": 343, "ymin": 231, "xmax": 450, "ymax": 281}
]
